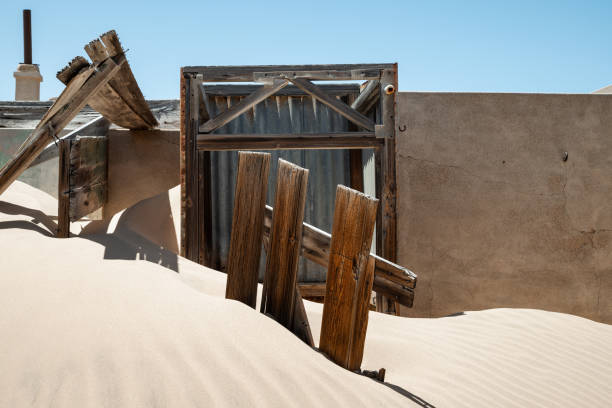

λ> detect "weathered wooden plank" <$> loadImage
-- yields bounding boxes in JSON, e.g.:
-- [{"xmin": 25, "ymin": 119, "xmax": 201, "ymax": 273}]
[
  {"xmin": 298, "ymin": 282, "xmax": 327, "ymax": 298},
  {"xmin": 263, "ymin": 204, "xmax": 417, "ymax": 290},
  {"xmin": 68, "ymin": 136, "xmax": 107, "ymax": 221},
  {"xmin": 196, "ymin": 136, "xmax": 382, "ymax": 151},
  {"xmin": 183, "ymin": 63, "xmax": 395, "ymax": 81},
  {"xmin": 57, "ymin": 139, "xmax": 70, "ymax": 238},
  {"xmin": 319, "ymin": 185, "xmax": 378, "ymax": 371},
  {"xmin": 197, "ymin": 131, "xmax": 374, "ymax": 140},
  {"xmin": 99, "ymin": 30, "xmax": 158, "ymax": 129},
  {"xmin": 253, "ymin": 69, "xmax": 382, "ymax": 82},
  {"xmin": 287, "ymin": 78, "xmax": 375, "ymax": 131},
  {"xmin": 378, "ymin": 67, "xmax": 399, "ymax": 315},
  {"xmin": 225, "ymin": 151, "xmax": 271, "ymax": 308},
  {"xmin": 202, "ymin": 83, "xmax": 360, "ymax": 97},
  {"xmin": 0, "ymin": 53, "xmax": 125, "ymax": 196},
  {"xmin": 351, "ymin": 80, "xmax": 380, "ymax": 115},
  {"xmin": 261, "ymin": 159, "xmax": 309, "ymax": 329},
  {"xmin": 199, "ymin": 80, "xmax": 289, "ymax": 133}
]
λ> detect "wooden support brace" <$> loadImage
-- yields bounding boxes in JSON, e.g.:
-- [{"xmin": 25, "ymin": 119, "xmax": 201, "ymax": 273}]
[
  {"xmin": 199, "ymin": 80, "xmax": 289, "ymax": 133},
  {"xmin": 261, "ymin": 159, "xmax": 309, "ymax": 330},
  {"xmin": 319, "ymin": 185, "xmax": 379, "ymax": 371},
  {"xmin": 225, "ymin": 151, "xmax": 271, "ymax": 308},
  {"xmin": 287, "ymin": 78, "xmax": 376, "ymax": 131}
]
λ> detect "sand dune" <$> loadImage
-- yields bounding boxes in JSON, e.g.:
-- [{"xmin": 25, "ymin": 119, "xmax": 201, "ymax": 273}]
[{"xmin": 1, "ymin": 181, "xmax": 612, "ymax": 407}]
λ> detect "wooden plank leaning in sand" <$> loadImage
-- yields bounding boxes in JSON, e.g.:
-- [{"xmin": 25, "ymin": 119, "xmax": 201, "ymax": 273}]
[
  {"xmin": 261, "ymin": 159, "xmax": 310, "ymax": 337},
  {"xmin": 0, "ymin": 53, "xmax": 125, "ymax": 197},
  {"xmin": 319, "ymin": 185, "xmax": 378, "ymax": 371},
  {"xmin": 225, "ymin": 152, "xmax": 271, "ymax": 308},
  {"xmin": 263, "ymin": 205, "xmax": 416, "ymax": 307}
]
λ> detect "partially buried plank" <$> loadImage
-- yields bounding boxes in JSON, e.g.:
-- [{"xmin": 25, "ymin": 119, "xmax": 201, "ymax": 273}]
[
  {"xmin": 319, "ymin": 185, "xmax": 378, "ymax": 371},
  {"xmin": 225, "ymin": 151, "xmax": 271, "ymax": 309},
  {"xmin": 261, "ymin": 159, "xmax": 309, "ymax": 330}
]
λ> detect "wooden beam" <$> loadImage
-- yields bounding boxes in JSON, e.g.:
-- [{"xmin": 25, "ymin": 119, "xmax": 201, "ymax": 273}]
[
  {"xmin": 197, "ymin": 135, "xmax": 382, "ymax": 151},
  {"xmin": 261, "ymin": 159, "xmax": 309, "ymax": 330},
  {"xmin": 182, "ymin": 63, "xmax": 394, "ymax": 81},
  {"xmin": 202, "ymin": 83, "xmax": 360, "ymax": 97},
  {"xmin": 199, "ymin": 80, "xmax": 289, "ymax": 133},
  {"xmin": 253, "ymin": 70, "xmax": 382, "ymax": 82},
  {"xmin": 378, "ymin": 67, "xmax": 400, "ymax": 315},
  {"xmin": 198, "ymin": 131, "xmax": 374, "ymax": 140},
  {"xmin": 0, "ymin": 53, "xmax": 125, "ymax": 196},
  {"xmin": 287, "ymin": 78, "xmax": 376, "ymax": 131},
  {"xmin": 263, "ymin": 204, "xmax": 416, "ymax": 304},
  {"xmin": 298, "ymin": 282, "xmax": 326, "ymax": 298},
  {"xmin": 225, "ymin": 152, "xmax": 271, "ymax": 309},
  {"xmin": 57, "ymin": 139, "xmax": 70, "ymax": 238},
  {"xmin": 319, "ymin": 185, "xmax": 378, "ymax": 371},
  {"xmin": 351, "ymin": 80, "xmax": 380, "ymax": 115}
]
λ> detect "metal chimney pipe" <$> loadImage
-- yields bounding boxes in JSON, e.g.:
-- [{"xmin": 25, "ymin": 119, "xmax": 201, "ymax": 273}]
[{"xmin": 23, "ymin": 9, "xmax": 32, "ymax": 64}]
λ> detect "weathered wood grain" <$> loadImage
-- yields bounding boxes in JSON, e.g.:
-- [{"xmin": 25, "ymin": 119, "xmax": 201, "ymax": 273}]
[
  {"xmin": 261, "ymin": 159, "xmax": 309, "ymax": 329},
  {"xmin": 378, "ymin": 67, "xmax": 399, "ymax": 315},
  {"xmin": 99, "ymin": 30, "xmax": 158, "ymax": 129},
  {"xmin": 57, "ymin": 139, "xmax": 70, "ymax": 238},
  {"xmin": 199, "ymin": 80, "xmax": 289, "ymax": 133},
  {"xmin": 288, "ymin": 78, "xmax": 375, "ymax": 131},
  {"xmin": 319, "ymin": 185, "xmax": 378, "ymax": 371},
  {"xmin": 351, "ymin": 80, "xmax": 380, "ymax": 116},
  {"xmin": 0, "ymin": 53, "xmax": 124, "ymax": 196},
  {"xmin": 196, "ymin": 135, "xmax": 382, "ymax": 151},
  {"xmin": 68, "ymin": 136, "xmax": 107, "ymax": 221},
  {"xmin": 183, "ymin": 63, "xmax": 395, "ymax": 81},
  {"xmin": 202, "ymin": 83, "xmax": 360, "ymax": 97},
  {"xmin": 225, "ymin": 151, "xmax": 271, "ymax": 308}
]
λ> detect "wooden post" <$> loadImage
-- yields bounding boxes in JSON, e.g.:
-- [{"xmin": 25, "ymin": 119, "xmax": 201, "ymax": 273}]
[
  {"xmin": 225, "ymin": 151, "xmax": 271, "ymax": 308},
  {"xmin": 319, "ymin": 185, "xmax": 378, "ymax": 371},
  {"xmin": 57, "ymin": 139, "xmax": 70, "ymax": 238},
  {"xmin": 261, "ymin": 159, "xmax": 309, "ymax": 329}
]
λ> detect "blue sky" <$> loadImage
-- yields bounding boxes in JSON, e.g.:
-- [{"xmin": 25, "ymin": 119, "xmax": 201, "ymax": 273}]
[{"xmin": 1, "ymin": 0, "xmax": 611, "ymax": 101}]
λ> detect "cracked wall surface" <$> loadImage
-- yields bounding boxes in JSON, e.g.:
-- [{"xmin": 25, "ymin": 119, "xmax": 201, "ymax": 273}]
[{"xmin": 396, "ymin": 92, "xmax": 612, "ymax": 323}]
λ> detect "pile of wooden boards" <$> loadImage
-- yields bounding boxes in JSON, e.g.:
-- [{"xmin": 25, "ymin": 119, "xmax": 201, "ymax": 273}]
[
  {"xmin": 0, "ymin": 30, "xmax": 156, "ymax": 234},
  {"xmin": 224, "ymin": 151, "xmax": 417, "ymax": 373}
]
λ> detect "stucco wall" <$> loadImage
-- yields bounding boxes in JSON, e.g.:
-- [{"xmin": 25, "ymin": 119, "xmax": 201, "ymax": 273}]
[{"xmin": 396, "ymin": 92, "xmax": 612, "ymax": 323}]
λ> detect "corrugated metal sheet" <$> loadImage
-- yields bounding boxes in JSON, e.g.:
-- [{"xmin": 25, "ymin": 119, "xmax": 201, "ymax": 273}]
[{"xmin": 203, "ymin": 88, "xmax": 357, "ymax": 282}]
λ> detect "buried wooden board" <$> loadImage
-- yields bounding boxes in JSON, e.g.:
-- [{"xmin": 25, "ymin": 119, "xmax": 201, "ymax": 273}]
[{"xmin": 68, "ymin": 136, "xmax": 107, "ymax": 221}]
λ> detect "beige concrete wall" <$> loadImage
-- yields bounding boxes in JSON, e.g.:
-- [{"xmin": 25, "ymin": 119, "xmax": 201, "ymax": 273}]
[{"xmin": 397, "ymin": 92, "xmax": 612, "ymax": 323}]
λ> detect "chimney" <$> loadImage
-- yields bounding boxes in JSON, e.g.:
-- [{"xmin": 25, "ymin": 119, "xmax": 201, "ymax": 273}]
[{"xmin": 14, "ymin": 9, "xmax": 43, "ymax": 101}]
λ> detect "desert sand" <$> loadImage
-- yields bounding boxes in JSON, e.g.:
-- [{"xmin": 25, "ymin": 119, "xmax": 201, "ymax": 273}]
[{"xmin": 1, "ymin": 181, "xmax": 612, "ymax": 407}]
